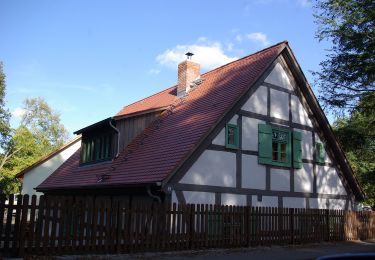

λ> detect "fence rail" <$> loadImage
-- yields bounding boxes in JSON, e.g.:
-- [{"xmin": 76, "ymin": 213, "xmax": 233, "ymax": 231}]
[{"xmin": 1, "ymin": 194, "xmax": 374, "ymax": 257}]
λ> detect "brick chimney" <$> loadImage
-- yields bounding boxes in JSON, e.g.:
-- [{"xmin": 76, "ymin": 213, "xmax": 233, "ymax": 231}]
[{"xmin": 177, "ymin": 53, "xmax": 200, "ymax": 97}]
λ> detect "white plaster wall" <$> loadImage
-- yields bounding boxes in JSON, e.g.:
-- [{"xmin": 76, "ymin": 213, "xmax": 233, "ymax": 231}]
[
  {"xmin": 212, "ymin": 128, "xmax": 225, "ymax": 146},
  {"xmin": 229, "ymin": 114, "xmax": 238, "ymax": 125},
  {"xmin": 242, "ymin": 118, "xmax": 265, "ymax": 151},
  {"xmin": 252, "ymin": 196, "xmax": 278, "ymax": 207},
  {"xmin": 301, "ymin": 130, "xmax": 313, "ymax": 160},
  {"xmin": 316, "ymin": 166, "xmax": 347, "ymax": 195},
  {"xmin": 241, "ymin": 85, "xmax": 267, "ymax": 115},
  {"xmin": 183, "ymin": 191, "xmax": 215, "ymax": 205},
  {"xmin": 270, "ymin": 89, "xmax": 289, "ymax": 120},
  {"xmin": 242, "ymin": 154, "xmax": 266, "ymax": 189},
  {"xmin": 270, "ymin": 168, "xmax": 290, "ymax": 191},
  {"xmin": 264, "ymin": 63, "xmax": 293, "ymax": 90},
  {"xmin": 291, "ymin": 95, "xmax": 313, "ymax": 127},
  {"xmin": 283, "ymin": 197, "xmax": 306, "ymax": 208},
  {"xmin": 294, "ymin": 163, "xmax": 314, "ymax": 193},
  {"xmin": 171, "ymin": 191, "xmax": 178, "ymax": 204},
  {"xmin": 315, "ymin": 133, "xmax": 332, "ymax": 163},
  {"xmin": 180, "ymin": 150, "xmax": 236, "ymax": 187},
  {"xmin": 222, "ymin": 193, "xmax": 246, "ymax": 206},
  {"xmin": 22, "ymin": 140, "xmax": 81, "ymax": 196},
  {"xmin": 329, "ymin": 199, "xmax": 347, "ymax": 210},
  {"xmin": 309, "ymin": 198, "xmax": 328, "ymax": 209}
]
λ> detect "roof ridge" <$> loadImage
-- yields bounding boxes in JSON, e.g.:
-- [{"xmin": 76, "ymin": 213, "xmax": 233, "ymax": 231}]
[{"xmin": 200, "ymin": 41, "xmax": 288, "ymax": 78}]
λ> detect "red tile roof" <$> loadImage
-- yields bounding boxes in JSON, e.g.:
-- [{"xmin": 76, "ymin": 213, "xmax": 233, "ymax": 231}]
[{"xmin": 38, "ymin": 42, "xmax": 286, "ymax": 190}]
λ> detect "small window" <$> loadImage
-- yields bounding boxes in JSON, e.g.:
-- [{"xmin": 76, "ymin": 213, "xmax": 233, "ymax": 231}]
[
  {"xmin": 316, "ymin": 142, "xmax": 325, "ymax": 164},
  {"xmin": 271, "ymin": 129, "xmax": 290, "ymax": 164},
  {"xmin": 225, "ymin": 124, "xmax": 239, "ymax": 149},
  {"xmin": 258, "ymin": 124, "xmax": 301, "ymax": 168},
  {"xmin": 81, "ymin": 132, "xmax": 112, "ymax": 165}
]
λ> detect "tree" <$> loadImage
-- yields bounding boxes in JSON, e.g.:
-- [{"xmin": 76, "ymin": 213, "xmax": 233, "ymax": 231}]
[
  {"xmin": 313, "ymin": 0, "xmax": 375, "ymax": 112},
  {"xmin": 21, "ymin": 97, "xmax": 69, "ymax": 153},
  {"xmin": 0, "ymin": 97, "xmax": 70, "ymax": 194},
  {"xmin": 333, "ymin": 92, "xmax": 375, "ymax": 206},
  {"xmin": 0, "ymin": 62, "xmax": 11, "ymax": 151}
]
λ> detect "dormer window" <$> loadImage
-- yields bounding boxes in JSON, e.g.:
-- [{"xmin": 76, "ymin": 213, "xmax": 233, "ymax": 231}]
[
  {"xmin": 81, "ymin": 132, "xmax": 112, "ymax": 164},
  {"xmin": 74, "ymin": 118, "xmax": 116, "ymax": 165}
]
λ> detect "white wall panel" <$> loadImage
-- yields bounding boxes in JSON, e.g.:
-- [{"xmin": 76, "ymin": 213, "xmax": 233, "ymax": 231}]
[
  {"xmin": 291, "ymin": 95, "xmax": 313, "ymax": 127},
  {"xmin": 264, "ymin": 63, "xmax": 294, "ymax": 90},
  {"xmin": 183, "ymin": 191, "xmax": 215, "ymax": 205},
  {"xmin": 270, "ymin": 89, "xmax": 289, "ymax": 120},
  {"xmin": 271, "ymin": 168, "xmax": 290, "ymax": 191},
  {"xmin": 252, "ymin": 195, "xmax": 278, "ymax": 207},
  {"xmin": 241, "ymin": 85, "xmax": 268, "ymax": 115},
  {"xmin": 316, "ymin": 166, "xmax": 347, "ymax": 195},
  {"xmin": 180, "ymin": 150, "xmax": 236, "ymax": 187},
  {"xmin": 242, "ymin": 154, "xmax": 266, "ymax": 190},
  {"xmin": 222, "ymin": 193, "xmax": 246, "ymax": 206},
  {"xmin": 301, "ymin": 129, "xmax": 313, "ymax": 160},
  {"xmin": 283, "ymin": 197, "xmax": 306, "ymax": 208},
  {"xmin": 242, "ymin": 118, "xmax": 265, "ymax": 151},
  {"xmin": 294, "ymin": 163, "xmax": 314, "ymax": 193}
]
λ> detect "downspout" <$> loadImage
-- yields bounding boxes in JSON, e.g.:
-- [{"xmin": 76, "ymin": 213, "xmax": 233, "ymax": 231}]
[
  {"xmin": 109, "ymin": 119, "xmax": 120, "ymax": 158},
  {"xmin": 147, "ymin": 185, "xmax": 162, "ymax": 203}
]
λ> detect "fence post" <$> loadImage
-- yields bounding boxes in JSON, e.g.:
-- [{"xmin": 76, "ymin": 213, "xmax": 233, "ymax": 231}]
[
  {"xmin": 18, "ymin": 195, "xmax": 29, "ymax": 257},
  {"xmin": 326, "ymin": 209, "xmax": 330, "ymax": 241},
  {"xmin": 289, "ymin": 208, "xmax": 294, "ymax": 244},
  {"xmin": 189, "ymin": 204, "xmax": 195, "ymax": 249}
]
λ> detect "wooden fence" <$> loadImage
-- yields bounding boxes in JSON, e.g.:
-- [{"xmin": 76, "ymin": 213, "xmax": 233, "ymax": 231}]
[{"xmin": 1, "ymin": 194, "xmax": 375, "ymax": 257}]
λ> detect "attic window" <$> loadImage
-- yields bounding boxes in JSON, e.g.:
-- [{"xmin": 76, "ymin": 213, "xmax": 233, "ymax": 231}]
[
  {"xmin": 225, "ymin": 124, "xmax": 239, "ymax": 149},
  {"xmin": 81, "ymin": 132, "xmax": 112, "ymax": 165}
]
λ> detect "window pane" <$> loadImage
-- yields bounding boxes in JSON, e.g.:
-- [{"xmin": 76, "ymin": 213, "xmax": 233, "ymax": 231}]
[
  {"xmin": 228, "ymin": 127, "xmax": 235, "ymax": 145},
  {"xmin": 280, "ymin": 143, "xmax": 287, "ymax": 162},
  {"xmin": 272, "ymin": 142, "xmax": 278, "ymax": 160}
]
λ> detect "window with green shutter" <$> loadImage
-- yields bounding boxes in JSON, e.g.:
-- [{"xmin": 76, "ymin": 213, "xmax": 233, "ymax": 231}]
[
  {"xmin": 316, "ymin": 142, "xmax": 325, "ymax": 164},
  {"xmin": 81, "ymin": 132, "xmax": 112, "ymax": 165},
  {"xmin": 225, "ymin": 124, "xmax": 239, "ymax": 149},
  {"xmin": 258, "ymin": 124, "xmax": 302, "ymax": 169}
]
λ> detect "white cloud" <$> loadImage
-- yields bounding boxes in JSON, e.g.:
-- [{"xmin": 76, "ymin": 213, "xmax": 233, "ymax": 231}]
[
  {"xmin": 12, "ymin": 107, "xmax": 26, "ymax": 118},
  {"xmin": 156, "ymin": 40, "xmax": 238, "ymax": 71},
  {"xmin": 148, "ymin": 68, "xmax": 161, "ymax": 75},
  {"xmin": 246, "ymin": 32, "xmax": 270, "ymax": 46}
]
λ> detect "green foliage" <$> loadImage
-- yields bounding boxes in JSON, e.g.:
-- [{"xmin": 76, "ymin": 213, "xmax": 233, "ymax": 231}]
[
  {"xmin": 0, "ymin": 62, "xmax": 11, "ymax": 150},
  {"xmin": 333, "ymin": 92, "xmax": 375, "ymax": 205},
  {"xmin": 313, "ymin": 0, "xmax": 375, "ymax": 112},
  {"xmin": 21, "ymin": 97, "xmax": 69, "ymax": 152}
]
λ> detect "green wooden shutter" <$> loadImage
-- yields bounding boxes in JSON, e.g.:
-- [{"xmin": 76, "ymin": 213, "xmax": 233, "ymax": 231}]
[
  {"xmin": 258, "ymin": 124, "xmax": 272, "ymax": 164},
  {"xmin": 316, "ymin": 142, "xmax": 325, "ymax": 164},
  {"xmin": 292, "ymin": 131, "xmax": 302, "ymax": 169}
]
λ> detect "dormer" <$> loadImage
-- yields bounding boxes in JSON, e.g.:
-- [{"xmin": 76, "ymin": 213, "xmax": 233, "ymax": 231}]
[{"xmin": 74, "ymin": 118, "xmax": 118, "ymax": 165}]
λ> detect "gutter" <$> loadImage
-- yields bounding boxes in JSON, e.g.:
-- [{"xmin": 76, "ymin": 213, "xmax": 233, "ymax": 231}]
[{"xmin": 147, "ymin": 185, "xmax": 162, "ymax": 203}]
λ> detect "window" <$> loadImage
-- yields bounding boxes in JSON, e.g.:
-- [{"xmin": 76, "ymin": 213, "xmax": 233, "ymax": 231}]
[
  {"xmin": 81, "ymin": 132, "xmax": 112, "ymax": 164},
  {"xmin": 316, "ymin": 142, "xmax": 325, "ymax": 164},
  {"xmin": 225, "ymin": 124, "xmax": 239, "ymax": 149},
  {"xmin": 258, "ymin": 124, "xmax": 302, "ymax": 168}
]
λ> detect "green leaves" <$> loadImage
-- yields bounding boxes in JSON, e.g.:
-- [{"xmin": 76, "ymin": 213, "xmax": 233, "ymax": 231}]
[{"xmin": 313, "ymin": 0, "xmax": 375, "ymax": 113}]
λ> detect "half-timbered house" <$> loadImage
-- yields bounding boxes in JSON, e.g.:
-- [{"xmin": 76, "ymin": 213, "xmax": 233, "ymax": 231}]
[{"xmin": 37, "ymin": 41, "xmax": 364, "ymax": 210}]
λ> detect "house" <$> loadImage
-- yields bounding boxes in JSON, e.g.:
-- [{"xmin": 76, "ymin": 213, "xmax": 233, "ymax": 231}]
[
  {"xmin": 16, "ymin": 136, "xmax": 81, "ymax": 197},
  {"xmin": 36, "ymin": 41, "xmax": 364, "ymax": 210}
]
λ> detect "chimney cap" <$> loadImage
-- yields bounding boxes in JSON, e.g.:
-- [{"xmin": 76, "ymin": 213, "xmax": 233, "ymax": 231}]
[{"xmin": 185, "ymin": 52, "xmax": 194, "ymax": 60}]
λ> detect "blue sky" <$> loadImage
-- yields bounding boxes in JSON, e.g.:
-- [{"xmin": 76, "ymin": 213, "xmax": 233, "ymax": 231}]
[{"xmin": 0, "ymin": 0, "xmax": 330, "ymax": 137}]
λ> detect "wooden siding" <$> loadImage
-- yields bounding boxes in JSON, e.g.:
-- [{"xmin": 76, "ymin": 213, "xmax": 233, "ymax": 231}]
[{"xmin": 116, "ymin": 111, "xmax": 161, "ymax": 152}]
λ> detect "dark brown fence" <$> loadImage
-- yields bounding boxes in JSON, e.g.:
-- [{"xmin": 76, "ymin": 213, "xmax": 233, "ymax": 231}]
[{"xmin": 1, "ymin": 194, "xmax": 375, "ymax": 257}]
